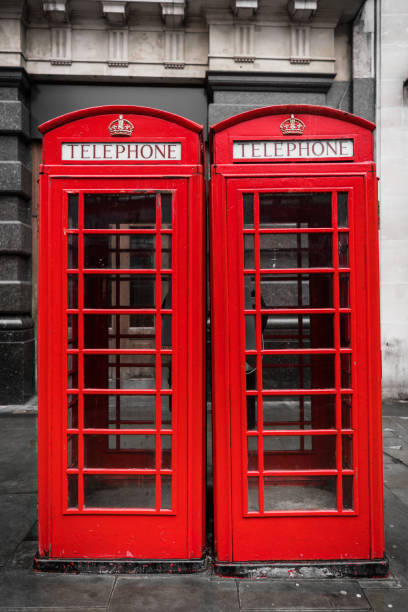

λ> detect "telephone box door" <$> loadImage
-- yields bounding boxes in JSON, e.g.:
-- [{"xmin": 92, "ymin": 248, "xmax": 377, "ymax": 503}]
[
  {"xmin": 225, "ymin": 176, "xmax": 373, "ymax": 561},
  {"xmin": 38, "ymin": 106, "xmax": 205, "ymax": 562}
]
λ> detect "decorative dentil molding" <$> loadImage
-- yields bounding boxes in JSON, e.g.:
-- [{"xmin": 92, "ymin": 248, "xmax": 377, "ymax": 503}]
[
  {"xmin": 163, "ymin": 30, "xmax": 185, "ymax": 69},
  {"xmin": 234, "ymin": 24, "xmax": 255, "ymax": 63},
  {"xmin": 50, "ymin": 26, "xmax": 72, "ymax": 64},
  {"xmin": 290, "ymin": 25, "xmax": 311, "ymax": 64},
  {"xmin": 108, "ymin": 29, "xmax": 128, "ymax": 66},
  {"xmin": 288, "ymin": 0, "xmax": 318, "ymax": 22}
]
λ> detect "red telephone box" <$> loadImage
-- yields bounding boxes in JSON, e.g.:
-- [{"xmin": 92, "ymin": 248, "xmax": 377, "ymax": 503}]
[
  {"xmin": 210, "ymin": 105, "xmax": 386, "ymax": 574},
  {"xmin": 36, "ymin": 106, "xmax": 205, "ymax": 569}
]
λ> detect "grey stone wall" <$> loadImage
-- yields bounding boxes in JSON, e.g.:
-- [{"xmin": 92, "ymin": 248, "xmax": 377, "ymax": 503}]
[{"xmin": 0, "ymin": 69, "xmax": 34, "ymax": 404}]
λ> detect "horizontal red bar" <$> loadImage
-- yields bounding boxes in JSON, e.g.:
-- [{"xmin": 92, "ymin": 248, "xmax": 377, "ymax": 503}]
[
  {"xmin": 67, "ymin": 428, "xmax": 174, "ymax": 435},
  {"xmin": 67, "ymin": 349, "xmax": 172, "ymax": 355},
  {"xmin": 67, "ymin": 269, "xmax": 172, "ymax": 275},
  {"xmin": 66, "ymin": 229, "xmax": 172, "ymax": 235},
  {"xmin": 246, "ymin": 429, "xmax": 354, "ymax": 436},
  {"xmin": 66, "ymin": 468, "xmax": 172, "ymax": 475}
]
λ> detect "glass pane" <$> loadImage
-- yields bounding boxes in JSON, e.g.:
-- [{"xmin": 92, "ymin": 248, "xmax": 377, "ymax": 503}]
[
  {"xmin": 340, "ymin": 313, "xmax": 351, "ymax": 348},
  {"xmin": 342, "ymin": 435, "xmax": 353, "ymax": 469},
  {"xmin": 244, "ymin": 275, "xmax": 256, "ymax": 309},
  {"xmin": 248, "ymin": 477, "xmax": 259, "ymax": 512},
  {"xmin": 68, "ymin": 435, "xmax": 78, "ymax": 468},
  {"xmin": 84, "ymin": 394, "xmax": 156, "ymax": 429},
  {"xmin": 161, "ymin": 234, "xmax": 172, "ymax": 268},
  {"xmin": 341, "ymin": 354, "xmax": 352, "ymax": 388},
  {"xmin": 244, "ymin": 235, "xmax": 255, "ymax": 268},
  {"xmin": 264, "ymin": 476, "xmax": 337, "ymax": 511},
  {"xmin": 259, "ymin": 193, "xmax": 332, "ymax": 228},
  {"xmin": 84, "ymin": 194, "xmax": 156, "ymax": 229},
  {"xmin": 67, "ymin": 475, "xmax": 78, "ymax": 508},
  {"xmin": 243, "ymin": 193, "xmax": 254, "ymax": 228},
  {"xmin": 263, "ymin": 314, "xmax": 334, "ymax": 350},
  {"xmin": 68, "ymin": 394, "xmax": 78, "ymax": 428},
  {"xmin": 84, "ymin": 274, "xmax": 155, "ymax": 309},
  {"xmin": 84, "ymin": 235, "xmax": 155, "ymax": 269},
  {"xmin": 262, "ymin": 354, "xmax": 335, "ymax": 390},
  {"xmin": 339, "ymin": 273, "xmax": 350, "ymax": 308},
  {"xmin": 263, "ymin": 395, "xmax": 336, "ymax": 430},
  {"xmin": 161, "ymin": 395, "xmax": 172, "ymax": 429},
  {"xmin": 67, "ymin": 314, "xmax": 78, "ymax": 349},
  {"xmin": 260, "ymin": 234, "xmax": 332, "ymax": 269},
  {"xmin": 341, "ymin": 395, "xmax": 352, "ymax": 429},
  {"xmin": 68, "ymin": 194, "xmax": 78, "ymax": 229},
  {"xmin": 84, "ymin": 354, "xmax": 156, "ymax": 390},
  {"xmin": 260, "ymin": 274, "xmax": 333, "ymax": 309},
  {"xmin": 67, "ymin": 354, "xmax": 78, "ymax": 389},
  {"xmin": 85, "ymin": 434, "xmax": 155, "ymax": 468},
  {"xmin": 245, "ymin": 315, "xmax": 257, "ymax": 350},
  {"xmin": 68, "ymin": 275, "xmax": 78, "ymax": 308},
  {"xmin": 161, "ymin": 275, "xmax": 172, "ymax": 308},
  {"xmin": 68, "ymin": 235, "xmax": 78, "ymax": 269},
  {"xmin": 263, "ymin": 435, "xmax": 336, "ymax": 470},
  {"xmin": 161, "ymin": 193, "xmax": 172, "ymax": 229},
  {"xmin": 338, "ymin": 233, "xmax": 349, "ymax": 268},
  {"xmin": 246, "ymin": 357, "xmax": 257, "ymax": 390},
  {"xmin": 343, "ymin": 475, "xmax": 353, "ymax": 510},
  {"xmin": 162, "ymin": 315, "xmax": 172, "ymax": 348},
  {"xmin": 161, "ymin": 355, "xmax": 172, "ymax": 390},
  {"xmin": 247, "ymin": 436, "xmax": 258, "ymax": 470},
  {"xmin": 84, "ymin": 474, "xmax": 156, "ymax": 508},
  {"xmin": 84, "ymin": 314, "xmax": 155, "ymax": 350},
  {"xmin": 337, "ymin": 193, "xmax": 348, "ymax": 228},
  {"xmin": 246, "ymin": 395, "xmax": 257, "ymax": 430},
  {"xmin": 161, "ymin": 475, "xmax": 172, "ymax": 509},
  {"xmin": 161, "ymin": 435, "xmax": 172, "ymax": 469}
]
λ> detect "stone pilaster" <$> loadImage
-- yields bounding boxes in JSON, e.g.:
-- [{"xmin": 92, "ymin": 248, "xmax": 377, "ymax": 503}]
[{"xmin": 0, "ymin": 68, "xmax": 34, "ymax": 404}]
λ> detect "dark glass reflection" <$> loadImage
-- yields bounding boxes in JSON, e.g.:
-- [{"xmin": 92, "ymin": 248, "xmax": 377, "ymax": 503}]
[
  {"xmin": 259, "ymin": 193, "xmax": 332, "ymax": 228},
  {"xmin": 84, "ymin": 194, "xmax": 156, "ymax": 229}
]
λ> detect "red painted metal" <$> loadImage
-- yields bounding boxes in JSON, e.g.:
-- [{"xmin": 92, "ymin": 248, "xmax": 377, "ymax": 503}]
[
  {"xmin": 210, "ymin": 105, "xmax": 384, "ymax": 563},
  {"xmin": 38, "ymin": 106, "xmax": 205, "ymax": 560}
]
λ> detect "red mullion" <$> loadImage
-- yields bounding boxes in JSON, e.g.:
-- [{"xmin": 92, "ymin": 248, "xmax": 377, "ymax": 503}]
[
  {"xmin": 77, "ymin": 192, "xmax": 85, "ymax": 512},
  {"xmin": 74, "ymin": 349, "xmax": 172, "ymax": 355},
  {"xmin": 81, "ymin": 309, "xmax": 168, "ymax": 315},
  {"xmin": 332, "ymin": 191, "xmax": 343, "ymax": 513},
  {"xmin": 155, "ymin": 194, "xmax": 162, "ymax": 512},
  {"xmin": 70, "ymin": 428, "xmax": 173, "ymax": 435},
  {"xmin": 81, "ymin": 388, "xmax": 172, "ymax": 395},
  {"xmin": 253, "ymin": 192, "xmax": 264, "ymax": 514},
  {"xmin": 81, "ymin": 229, "xmax": 159, "ymax": 235},
  {"xmin": 261, "ymin": 430, "xmax": 338, "ymax": 436},
  {"xmin": 244, "ymin": 267, "xmax": 341, "ymax": 274},
  {"xmin": 67, "ymin": 468, "xmax": 172, "ymax": 476}
]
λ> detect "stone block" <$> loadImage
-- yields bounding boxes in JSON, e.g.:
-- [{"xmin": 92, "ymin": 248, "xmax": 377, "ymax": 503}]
[
  {"xmin": 326, "ymin": 80, "xmax": 352, "ymax": 112},
  {"xmin": 353, "ymin": 79, "xmax": 375, "ymax": 122},
  {"xmin": 0, "ymin": 221, "xmax": 31, "ymax": 254},
  {"xmin": 0, "ymin": 255, "xmax": 30, "ymax": 281},
  {"xmin": 0, "ymin": 317, "xmax": 35, "ymax": 404},
  {"xmin": 0, "ymin": 280, "xmax": 31, "ymax": 313},
  {"xmin": 0, "ymin": 101, "xmax": 30, "ymax": 137},
  {"xmin": 0, "ymin": 161, "xmax": 31, "ymax": 198},
  {"xmin": 213, "ymin": 90, "xmax": 326, "ymax": 105},
  {"xmin": 0, "ymin": 195, "xmax": 30, "ymax": 223}
]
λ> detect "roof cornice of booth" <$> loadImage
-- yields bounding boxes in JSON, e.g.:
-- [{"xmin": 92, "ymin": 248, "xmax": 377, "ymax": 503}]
[
  {"xmin": 39, "ymin": 104, "xmax": 203, "ymax": 134},
  {"xmin": 210, "ymin": 105, "xmax": 376, "ymax": 134}
]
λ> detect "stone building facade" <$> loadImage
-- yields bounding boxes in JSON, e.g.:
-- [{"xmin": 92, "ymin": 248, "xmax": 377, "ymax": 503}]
[{"xmin": 0, "ymin": 0, "xmax": 405, "ymax": 403}]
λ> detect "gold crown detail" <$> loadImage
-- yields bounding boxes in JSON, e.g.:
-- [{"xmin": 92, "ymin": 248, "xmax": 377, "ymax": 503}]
[
  {"xmin": 108, "ymin": 115, "xmax": 134, "ymax": 137},
  {"xmin": 280, "ymin": 114, "xmax": 305, "ymax": 136}
]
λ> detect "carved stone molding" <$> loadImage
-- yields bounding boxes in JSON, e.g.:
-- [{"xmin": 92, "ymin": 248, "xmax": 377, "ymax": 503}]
[
  {"xmin": 102, "ymin": 1, "xmax": 128, "ymax": 26},
  {"xmin": 234, "ymin": 24, "xmax": 255, "ymax": 63},
  {"xmin": 161, "ymin": 1, "xmax": 185, "ymax": 27},
  {"xmin": 108, "ymin": 29, "xmax": 128, "ymax": 66},
  {"xmin": 164, "ymin": 30, "xmax": 185, "ymax": 69},
  {"xmin": 290, "ymin": 25, "xmax": 311, "ymax": 64},
  {"xmin": 288, "ymin": 0, "xmax": 318, "ymax": 22},
  {"xmin": 233, "ymin": 0, "xmax": 258, "ymax": 19},
  {"xmin": 43, "ymin": 1, "xmax": 70, "ymax": 24},
  {"xmin": 50, "ymin": 27, "xmax": 72, "ymax": 65}
]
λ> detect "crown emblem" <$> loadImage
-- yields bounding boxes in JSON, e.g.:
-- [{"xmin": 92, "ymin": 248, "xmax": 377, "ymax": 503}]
[
  {"xmin": 108, "ymin": 115, "xmax": 134, "ymax": 137},
  {"xmin": 280, "ymin": 114, "xmax": 305, "ymax": 136}
]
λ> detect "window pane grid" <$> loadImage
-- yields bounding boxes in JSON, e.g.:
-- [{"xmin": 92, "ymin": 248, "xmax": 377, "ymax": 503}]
[
  {"xmin": 243, "ymin": 191, "xmax": 354, "ymax": 516},
  {"xmin": 65, "ymin": 192, "xmax": 174, "ymax": 513}
]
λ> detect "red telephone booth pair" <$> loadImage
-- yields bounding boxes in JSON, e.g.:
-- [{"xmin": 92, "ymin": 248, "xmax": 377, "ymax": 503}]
[{"xmin": 37, "ymin": 105, "xmax": 386, "ymax": 576}]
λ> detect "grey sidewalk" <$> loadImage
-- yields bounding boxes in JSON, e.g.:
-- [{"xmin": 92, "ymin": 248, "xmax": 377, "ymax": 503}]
[{"xmin": 0, "ymin": 400, "xmax": 407, "ymax": 611}]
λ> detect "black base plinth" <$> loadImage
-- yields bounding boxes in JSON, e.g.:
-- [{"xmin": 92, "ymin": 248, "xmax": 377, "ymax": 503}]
[
  {"xmin": 213, "ymin": 557, "xmax": 389, "ymax": 579},
  {"xmin": 33, "ymin": 554, "xmax": 209, "ymax": 575}
]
